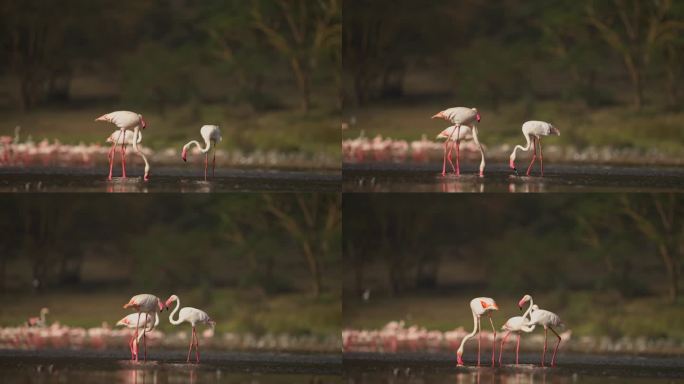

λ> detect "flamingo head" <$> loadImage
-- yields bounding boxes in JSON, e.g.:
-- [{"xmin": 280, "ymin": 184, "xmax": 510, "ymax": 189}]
[
  {"xmin": 472, "ymin": 108, "xmax": 481, "ymax": 122},
  {"xmin": 139, "ymin": 115, "xmax": 147, "ymax": 130},
  {"xmin": 480, "ymin": 299, "xmax": 499, "ymax": 311},
  {"xmin": 509, "ymin": 152, "xmax": 518, "ymax": 175},
  {"xmin": 431, "ymin": 111, "xmax": 446, "ymax": 121},
  {"xmin": 550, "ymin": 125, "xmax": 560, "ymax": 136},
  {"xmin": 518, "ymin": 294, "xmax": 532, "ymax": 310},
  {"xmin": 164, "ymin": 294, "xmax": 178, "ymax": 310},
  {"xmin": 157, "ymin": 298, "xmax": 165, "ymax": 312},
  {"xmin": 456, "ymin": 351, "xmax": 464, "ymax": 366},
  {"xmin": 181, "ymin": 147, "xmax": 188, "ymax": 162},
  {"xmin": 41, "ymin": 308, "xmax": 50, "ymax": 315}
]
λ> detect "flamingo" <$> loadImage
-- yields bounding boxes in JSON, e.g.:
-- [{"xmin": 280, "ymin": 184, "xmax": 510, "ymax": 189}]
[
  {"xmin": 95, "ymin": 111, "xmax": 147, "ymax": 180},
  {"xmin": 181, "ymin": 125, "xmax": 222, "ymax": 181},
  {"xmin": 165, "ymin": 294, "xmax": 216, "ymax": 363},
  {"xmin": 456, "ymin": 297, "xmax": 499, "ymax": 367},
  {"xmin": 431, "ymin": 107, "xmax": 485, "ymax": 177},
  {"xmin": 26, "ymin": 308, "xmax": 49, "ymax": 328},
  {"xmin": 498, "ymin": 302, "xmax": 536, "ymax": 366},
  {"xmin": 509, "ymin": 121, "xmax": 560, "ymax": 177},
  {"xmin": 519, "ymin": 295, "xmax": 564, "ymax": 367},
  {"xmin": 116, "ymin": 312, "xmax": 159, "ymax": 360},
  {"xmin": 105, "ymin": 130, "xmax": 150, "ymax": 181},
  {"xmin": 122, "ymin": 294, "xmax": 165, "ymax": 362}
]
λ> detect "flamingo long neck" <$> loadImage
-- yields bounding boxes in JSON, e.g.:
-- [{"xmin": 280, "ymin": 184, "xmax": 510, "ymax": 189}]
[
  {"xmin": 40, "ymin": 310, "xmax": 47, "ymax": 324},
  {"xmin": 169, "ymin": 298, "xmax": 183, "ymax": 325},
  {"xmin": 522, "ymin": 298, "xmax": 534, "ymax": 319},
  {"xmin": 457, "ymin": 311, "xmax": 479, "ymax": 355},
  {"xmin": 183, "ymin": 135, "xmax": 212, "ymax": 155},
  {"xmin": 130, "ymin": 127, "xmax": 149, "ymax": 178},
  {"xmin": 470, "ymin": 125, "xmax": 486, "ymax": 174},
  {"xmin": 511, "ymin": 130, "xmax": 532, "ymax": 162}
]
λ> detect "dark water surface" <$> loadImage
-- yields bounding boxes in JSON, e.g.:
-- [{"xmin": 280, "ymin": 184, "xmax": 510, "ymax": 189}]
[
  {"xmin": 0, "ymin": 349, "xmax": 341, "ymax": 383},
  {"xmin": 343, "ymin": 163, "xmax": 684, "ymax": 192},
  {"xmin": 0, "ymin": 166, "xmax": 340, "ymax": 192},
  {"xmin": 345, "ymin": 352, "xmax": 684, "ymax": 383}
]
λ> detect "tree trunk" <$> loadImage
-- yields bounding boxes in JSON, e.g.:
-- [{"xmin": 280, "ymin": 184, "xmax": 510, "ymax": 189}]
[
  {"xmin": 290, "ymin": 57, "xmax": 311, "ymax": 112},
  {"xmin": 658, "ymin": 243, "xmax": 679, "ymax": 303},
  {"xmin": 301, "ymin": 240, "xmax": 321, "ymax": 297}
]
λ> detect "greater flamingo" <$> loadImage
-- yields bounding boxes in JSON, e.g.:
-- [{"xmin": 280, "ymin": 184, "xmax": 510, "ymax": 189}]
[
  {"xmin": 26, "ymin": 308, "xmax": 49, "ymax": 328},
  {"xmin": 116, "ymin": 312, "xmax": 159, "ymax": 360},
  {"xmin": 456, "ymin": 297, "xmax": 499, "ymax": 367},
  {"xmin": 181, "ymin": 125, "xmax": 222, "ymax": 181},
  {"xmin": 519, "ymin": 295, "xmax": 564, "ymax": 367},
  {"xmin": 431, "ymin": 107, "xmax": 485, "ymax": 177},
  {"xmin": 498, "ymin": 302, "xmax": 536, "ymax": 366},
  {"xmin": 105, "ymin": 130, "xmax": 150, "ymax": 181},
  {"xmin": 165, "ymin": 294, "xmax": 216, "ymax": 363},
  {"xmin": 122, "ymin": 294, "xmax": 164, "ymax": 362},
  {"xmin": 95, "ymin": 111, "xmax": 147, "ymax": 180},
  {"xmin": 509, "ymin": 121, "xmax": 560, "ymax": 177}
]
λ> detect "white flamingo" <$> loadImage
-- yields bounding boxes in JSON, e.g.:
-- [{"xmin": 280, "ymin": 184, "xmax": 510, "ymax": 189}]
[
  {"xmin": 26, "ymin": 308, "xmax": 49, "ymax": 328},
  {"xmin": 122, "ymin": 294, "xmax": 165, "ymax": 362},
  {"xmin": 509, "ymin": 121, "xmax": 560, "ymax": 177},
  {"xmin": 116, "ymin": 312, "xmax": 159, "ymax": 360},
  {"xmin": 519, "ymin": 295, "xmax": 564, "ymax": 367},
  {"xmin": 499, "ymin": 300, "xmax": 536, "ymax": 366},
  {"xmin": 456, "ymin": 297, "xmax": 499, "ymax": 367},
  {"xmin": 165, "ymin": 294, "xmax": 216, "ymax": 363},
  {"xmin": 181, "ymin": 125, "xmax": 222, "ymax": 181},
  {"xmin": 431, "ymin": 107, "xmax": 485, "ymax": 177},
  {"xmin": 105, "ymin": 130, "xmax": 150, "ymax": 181},
  {"xmin": 95, "ymin": 111, "xmax": 147, "ymax": 180}
]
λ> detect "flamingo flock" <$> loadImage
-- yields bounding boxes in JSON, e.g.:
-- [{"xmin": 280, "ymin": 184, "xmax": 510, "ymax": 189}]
[{"xmin": 343, "ymin": 106, "xmax": 564, "ymax": 177}]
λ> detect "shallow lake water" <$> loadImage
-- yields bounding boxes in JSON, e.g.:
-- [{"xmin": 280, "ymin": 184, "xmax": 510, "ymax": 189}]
[
  {"xmin": 0, "ymin": 349, "xmax": 342, "ymax": 384},
  {"xmin": 344, "ymin": 352, "xmax": 684, "ymax": 383},
  {"xmin": 343, "ymin": 163, "xmax": 684, "ymax": 192},
  {"xmin": 0, "ymin": 166, "xmax": 340, "ymax": 192}
]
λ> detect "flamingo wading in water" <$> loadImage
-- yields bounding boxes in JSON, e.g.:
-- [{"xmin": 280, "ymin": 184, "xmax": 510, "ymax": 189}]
[
  {"xmin": 116, "ymin": 312, "xmax": 159, "ymax": 361},
  {"xmin": 519, "ymin": 295, "xmax": 564, "ymax": 367},
  {"xmin": 181, "ymin": 125, "xmax": 222, "ymax": 181},
  {"xmin": 166, "ymin": 294, "xmax": 216, "ymax": 363},
  {"xmin": 509, "ymin": 121, "xmax": 560, "ymax": 177},
  {"xmin": 456, "ymin": 297, "xmax": 499, "ymax": 367},
  {"xmin": 105, "ymin": 130, "xmax": 150, "ymax": 181},
  {"xmin": 95, "ymin": 111, "xmax": 147, "ymax": 180},
  {"xmin": 499, "ymin": 302, "xmax": 536, "ymax": 366},
  {"xmin": 122, "ymin": 294, "xmax": 165, "ymax": 362},
  {"xmin": 431, "ymin": 107, "xmax": 485, "ymax": 177}
]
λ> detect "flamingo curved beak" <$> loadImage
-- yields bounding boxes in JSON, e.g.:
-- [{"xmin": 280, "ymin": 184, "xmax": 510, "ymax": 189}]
[
  {"xmin": 181, "ymin": 149, "xmax": 187, "ymax": 162},
  {"xmin": 431, "ymin": 112, "xmax": 445, "ymax": 120},
  {"xmin": 476, "ymin": 114, "xmax": 481, "ymax": 123}
]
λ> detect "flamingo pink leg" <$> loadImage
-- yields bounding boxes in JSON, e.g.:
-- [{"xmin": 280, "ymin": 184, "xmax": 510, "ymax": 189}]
[
  {"xmin": 133, "ymin": 310, "xmax": 141, "ymax": 362},
  {"xmin": 107, "ymin": 140, "xmax": 118, "ymax": 180},
  {"xmin": 542, "ymin": 327, "xmax": 548, "ymax": 367},
  {"xmin": 455, "ymin": 139, "xmax": 461, "ymax": 176},
  {"xmin": 186, "ymin": 328, "xmax": 194, "ymax": 362},
  {"xmin": 516, "ymin": 333, "xmax": 521, "ymax": 366},
  {"xmin": 441, "ymin": 125, "xmax": 457, "ymax": 176},
  {"xmin": 499, "ymin": 331, "xmax": 511, "ymax": 366},
  {"xmin": 142, "ymin": 313, "xmax": 148, "ymax": 361},
  {"xmin": 539, "ymin": 138, "xmax": 544, "ymax": 176},
  {"xmin": 120, "ymin": 140, "xmax": 127, "ymax": 178},
  {"xmin": 212, "ymin": 148, "xmax": 216, "ymax": 178},
  {"xmin": 204, "ymin": 153, "xmax": 208, "ymax": 181},
  {"xmin": 488, "ymin": 315, "xmax": 496, "ymax": 367},
  {"xmin": 550, "ymin": 327, "xmax": 561, "ymax": 367},
  {"xmin": 477, "ymin": 316, "xmax": 481, "ymax": 366},
  {"xmin": 194, "ymin": 327, "xmax": 200, "ymax": 363},
  {"xmin": 526, "ymin": 137, "xmax": 537, "ymax": 176},
  {"xmin": 446, "ymin": 141, "xmax": 456, "ymax": 174}
]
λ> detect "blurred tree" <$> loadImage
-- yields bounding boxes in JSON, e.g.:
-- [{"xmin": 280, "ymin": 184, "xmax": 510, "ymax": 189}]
[
  {"xmin": 586, "ymin": 0, "xmax": 684, "ymax": 110},
  {"xmin": 263, "ymin": 193, "xmax": 341, "ymax": 297},
  {"xmin": 251, "ymin": 0, "xmax": 340, "ymax": 112}
]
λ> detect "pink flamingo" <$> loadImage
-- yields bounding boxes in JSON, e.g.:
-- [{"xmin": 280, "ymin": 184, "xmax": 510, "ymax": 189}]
[
  {"xmin": 26, "ymin": 307, "xmax": 49, "ymax": 328},
  {"xmin": 431, "ymin": 107, "xmax": 485, "ymax": 177},
  {"xmin": 95, "ymin": 111, "xmax": 147, "ymax": 180},
  {"xmin": 165, "ymin": 294, "xmax": 216, "ymax": 363},
  {"xmin": 499, "ymin": 303, "xmax": 536, "ymax": 366},
  {"xmin": 456, "ymin": 297, "xmax": 499, "ymax": 367},
  {"xmin": 181, "ymin": 125, "xmax": 222, "ymax": 181},
  {"xmin": 116, "ymin": 313, "xmax": 159, "ymax": 360},
  {"xmin": 519, "ymin": 295, "xmax": 564, "ymax": 367},
  {"xmin": 122, "ymin": 294, "xmax": 164, "ymax": 362},
  {"xmin": 105, "ymin": 130, "xmax": 150, "ymax": 181},
  {"xmin": 509, "ymin": 121, "xmax": 560, "ymax": 176}
]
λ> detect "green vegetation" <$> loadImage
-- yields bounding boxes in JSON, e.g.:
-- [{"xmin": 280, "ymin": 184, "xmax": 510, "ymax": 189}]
[
  {"xmin": 344, "ymin": 194, "xmax": 684, "ymax": 341},
  {"xmin": 343, "ymin": 0, "xmax": 684, "ymax": 162}
]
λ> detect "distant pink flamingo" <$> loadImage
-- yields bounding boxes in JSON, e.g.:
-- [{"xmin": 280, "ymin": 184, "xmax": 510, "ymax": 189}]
[
  {"xmin": 519, "ymin": 295, "xmax": 564, "ymax": 367},
  {"xmin": 456, "ymin": 297, "xmax": 499, "ymax": 367},
  {"xmin": 509, "ymin": 121, "xmax": 560, "ymax": 176},
  {"xmin": 499, "ymin": 303, "xmax": 536, "ymax": 366},
  {"xmin": 95, "ymin": 111, "xmax": 147, "ymax": 180},
  {"xmin": 431, "ymin": 107, "xmax": 485, "ymax": 177},
  {"xmin": 165, "ymin": 294, "xmax": 216, "ymax": 363},
  {"xmin": 116, "ymin": 313, "xmax": 159, "ymax": 360},
  {"xmin": 122, "ymin": 294, "xmax": 164, "ymax": 362},
  {"xmin": 26, "ymin": 308, "xmax": 49, "ymax": 328}
]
